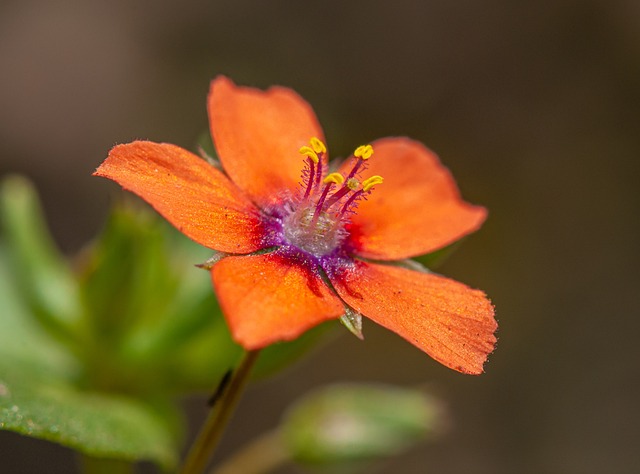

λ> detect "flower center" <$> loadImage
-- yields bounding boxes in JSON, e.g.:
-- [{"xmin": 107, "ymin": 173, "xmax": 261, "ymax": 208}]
[{"xmin": 281, "ymin": 138, "xmax": 383, "ymax": 257}]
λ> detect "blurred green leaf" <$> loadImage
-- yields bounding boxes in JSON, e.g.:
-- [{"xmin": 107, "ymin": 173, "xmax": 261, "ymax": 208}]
[
  {"xmin": 0, "ymin": 175, "xmax": 82, "ymax": 346},
  {"xmin": 0, "ymin": 354, "xmax": 178, "ymax": 469},
  {"xmin": 196, "ymin": 130, "xmax": 219, "ymax": 166},
  {"xmin": 145, "ymin": 299, "xmax": 242, "ymax": 393},
  {"xmin": 0, "ymin": 245, "xmax": 179, "ymax": 468},
  {"xmin": 118, "ymin": 219, "xmax": 233, "ymax": 368},
  {"xmin": 413, "ymin": 239, "xmax": 463, "ymax": 269},
  {"xmin": 71, "ymin": 204, "xmax": 233, "ymax": 394},
  {"xmin": 0, "ymin": 243, "xmax": 76, "ymax": 374},
  {"xmin": 78, "ymin": 206, "xmax": 179, "ymax": 347},
  {"xmin": 282, "ymin": 384, "xmax": 445, "ymax": 471}
]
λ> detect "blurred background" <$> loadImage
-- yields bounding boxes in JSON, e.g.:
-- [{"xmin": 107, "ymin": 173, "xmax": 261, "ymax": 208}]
[{"xmin": 1, "ymin": 0, "xmax": 639, "ymax": 473}]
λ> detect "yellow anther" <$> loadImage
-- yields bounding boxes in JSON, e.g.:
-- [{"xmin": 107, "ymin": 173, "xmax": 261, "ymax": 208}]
[
  {"xmin": 362, "ymin": 175, "xmax": 384, "ymax": 191},
  {"xmin": 310, "ymin": 137, "xmax": 327, "ymax": 154},
  {"xmin": 323, "ymin": 172, "xmax": 345, "ymax": 185},
  {"xmin": 346, "ymin": 177, "xmax": 360, "ymax": 191},
  {"xmin": 354, "ymin": 144, "xmax": 374, "ymax": 160},
  {"xmin": 299, "ymin": 145, "xmax": 319, "ymax": 163}
]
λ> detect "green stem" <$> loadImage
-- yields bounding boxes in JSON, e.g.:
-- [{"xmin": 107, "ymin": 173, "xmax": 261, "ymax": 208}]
[
  {"xmin": 179, "ymin": 350, "xmax": 261, "ymax": 474},
  {"xmin": 210, "ymin": 429, "xmax": 289, "ymax": 474},
  {"xmin": 79, "ymin": 455, "xmax": 135, "ymax": 474}
]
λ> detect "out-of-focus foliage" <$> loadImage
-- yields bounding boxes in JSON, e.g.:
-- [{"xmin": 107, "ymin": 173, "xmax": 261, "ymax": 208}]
[
  {"xmin": 282, "ymin": 383, "xmax": 446, "ymax": 472},
  {"xmin": 0, "ymin": 175, "xmax": 331, "ymax": 467},
  {"xmin": 0, "ymin": 353, "xmax": 177, "ymax": 468}
]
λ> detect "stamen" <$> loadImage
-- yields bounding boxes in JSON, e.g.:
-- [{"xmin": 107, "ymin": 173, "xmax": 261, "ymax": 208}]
[
  {"xmin": 299, "ymin": 145, "xmax": 319, "ymax": 163},
  {"xmin": 307, "ymin": 138, "xmax": 327, "ymax": 192},
  {"xmin": 314, "ymin": 176, "xmax": 341, "ymax": 219},
  {"xmin": 300, "ymin": 138, "xmax": 329, "ymax": 198},
  {"xmin": 354, "ymin": 144, "xmax": 374, "ymax": 160},
  {"xmin": 285, "ymin": 140, "xmax": 383, "ymax": 257},
  {"xmin": 362, "ymin": 175, "xmax": 384, "ymax": 191},
  {"xmin": 323, "ymin": 172, "xmax": 345, "ymax": 185},
  {"xmin": 345, "ymin": 144, "xmax": 374, "ymax": 181},
  {"xmin": 310, "ymin": 137, "xmax": 327, "ymax": 154},
  {"xmin": 302, "ymin": 158, "xmax": 316, "ymax": 199},
  {"xmin": 339, "ymin": 190, "xmax": 363, "ymax": 216},
  {"xmin": 322, "ymin": 177, "xmax": 357, "ymax": 210},
  {"xmin": 314, "ymin": 159, "xmax": 323, "ymax": 191},
  {"xmin": 339, "ymin": 176, "xmax": 383, "ymax": 216}
]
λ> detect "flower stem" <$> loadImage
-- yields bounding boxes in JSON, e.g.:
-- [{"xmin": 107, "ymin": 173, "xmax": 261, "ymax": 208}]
[{"xmin": 179, "ymin": 350, "xmax": 261, "ymax": 474}]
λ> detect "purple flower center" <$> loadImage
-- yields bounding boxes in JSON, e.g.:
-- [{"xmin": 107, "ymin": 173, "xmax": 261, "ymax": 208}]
[{"xmin": 263, "ymin": 139, "xmax": 382, "ymax": 260}]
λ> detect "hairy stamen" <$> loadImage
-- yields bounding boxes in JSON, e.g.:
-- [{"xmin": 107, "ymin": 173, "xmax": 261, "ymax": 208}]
[{"xmin": 284, "ymin": 140, "xmax": 381, "ymax": 257}]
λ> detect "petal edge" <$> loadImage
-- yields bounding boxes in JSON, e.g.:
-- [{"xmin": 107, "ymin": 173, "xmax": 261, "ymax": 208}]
[
  {"xmin": 94, "ymin": 141, "xmax": 265, "ymax": 253},
  {"xmin": 346, "ymin": 137, "xmax": 487, "ymax": 260},
  {"xmin": 208, "ymin": 76, "xmax": 326, "ymax": 208},
  {"xmin": 328, "ymin": 260, "xmax": 497, "ymax": 374}
]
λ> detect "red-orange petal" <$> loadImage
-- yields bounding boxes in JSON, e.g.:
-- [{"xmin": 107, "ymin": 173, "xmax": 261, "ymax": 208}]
[
  {"xmin": 212, "ymin": 253, "xmax": 344, "ymax": 349},
  {"xmin": 329, "ymin": 260, "xmax": 497, "ymax": 374},
  {"xmin": 94, "ymin": 141, "xmax": 265, "ymax": 254},
  {"xmin": 345, "ymin": 137, "xmax": 487, "ymax": 260},
  {"xmin": 208, "ymin": 76, "xmax": 326, "ymax": 208}
]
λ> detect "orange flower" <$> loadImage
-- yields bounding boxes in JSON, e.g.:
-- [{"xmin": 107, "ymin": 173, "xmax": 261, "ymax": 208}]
[{"xmin": 95, "ymin": 76, "xmax": 497, "ymax": 374}]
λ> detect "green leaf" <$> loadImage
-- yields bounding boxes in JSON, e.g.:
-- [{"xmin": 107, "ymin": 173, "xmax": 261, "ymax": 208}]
[
  {"xmin": 0, "ymin": 244, "xmax": 178, "ymax": 468},
  {"xmin": 195, "ymin": 130, "xmax": 219, "ymax": 166},
  {"xmin": 412, "ymin": 239, "xmax": 464, "ymax": 269},
  {"xmin": 149, "ymin": 302, "xmax": 242, "ymax": 393},
  {"xmin": 75, "ymin": 205, "xmax": 236, "ymax": 393},
  {"xmin": 78, "ymin": 206, "xmax": 179, "ymax": 345},
  {"xmin": 0, "ymin": 354, "xmax": 178, "ymax": 469},
  {"xmin": 0, "ymin": 175, "xmax": 82, "ymax": 346},
  {"xmin": 282, "ymin": 384, "xmax": 446, "ymax": 470},
  {"xmin": 0, "ymin": 243, "xmax": 76, "ymax": 373}
]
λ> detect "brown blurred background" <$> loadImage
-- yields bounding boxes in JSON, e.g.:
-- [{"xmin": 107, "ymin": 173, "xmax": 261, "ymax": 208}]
[{"xmin": 1, "ymin": 0, "xmax": 639, "ymax": 473}]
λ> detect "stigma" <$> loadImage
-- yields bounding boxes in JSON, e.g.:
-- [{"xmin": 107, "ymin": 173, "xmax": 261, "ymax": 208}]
[{"xmin": 281, "ymin": 138, "xmax": 383, "ymax": 257}]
